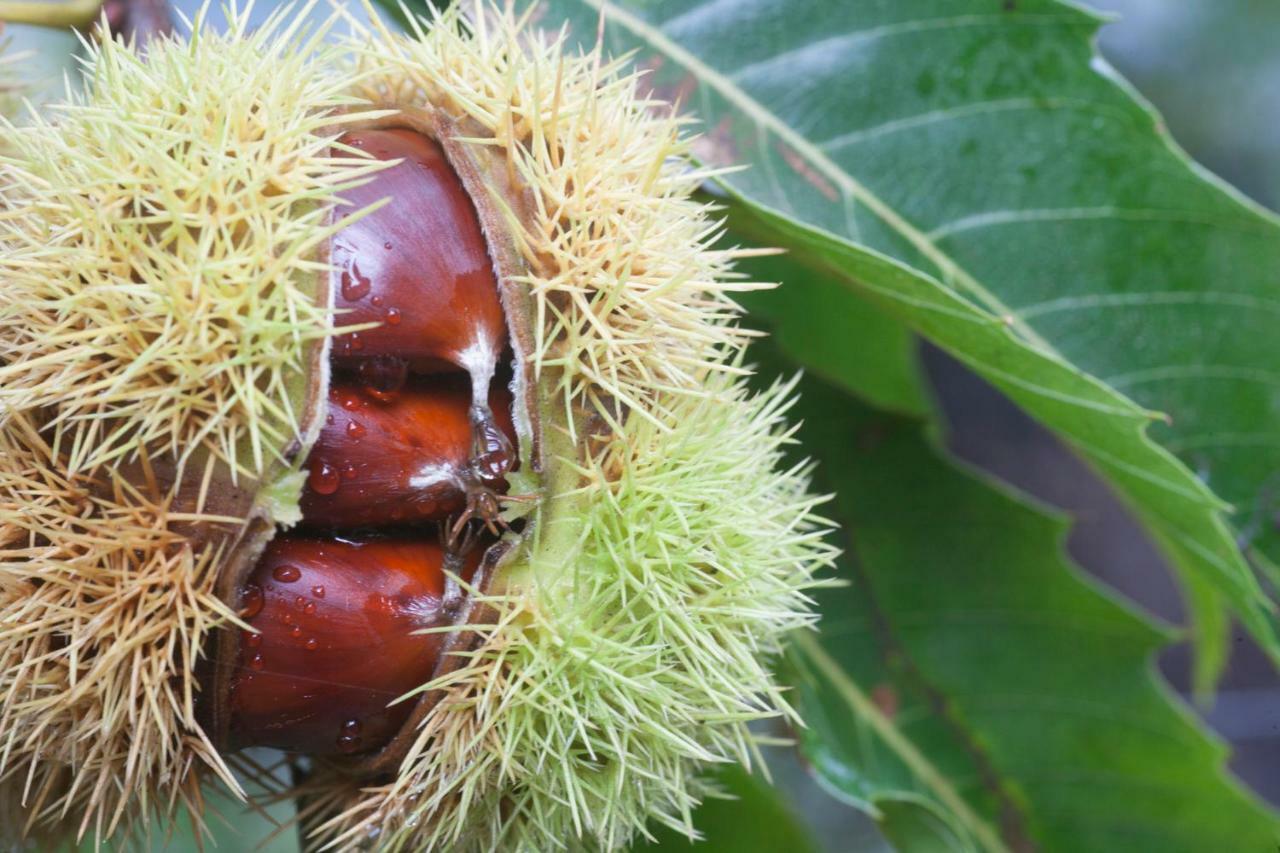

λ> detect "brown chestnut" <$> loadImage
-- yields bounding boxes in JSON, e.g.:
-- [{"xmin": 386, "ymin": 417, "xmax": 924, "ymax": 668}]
[
  {"xmin": 300, "ymin": 377, "xmax": 516, "ymax": 529},
  {"xmin": 227, "ymin": 536, "xmax": 480, "ymax": 756}
]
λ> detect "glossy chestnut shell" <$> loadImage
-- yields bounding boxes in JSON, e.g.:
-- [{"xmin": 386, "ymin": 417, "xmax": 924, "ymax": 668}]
[
  {"xmin": 210, "ymin": 123, "xmax": 518, "ymax": 761},
  {"xmin": 300, "ymin": 378, "xmax": 516, "ymax": 529},
  {"xmin": 227, "ymin": 536, "xmax": 480, "ymax": 755},
  {"xmin": 329, "ymin": 128, "xmax": 506, "ymax": 375}
]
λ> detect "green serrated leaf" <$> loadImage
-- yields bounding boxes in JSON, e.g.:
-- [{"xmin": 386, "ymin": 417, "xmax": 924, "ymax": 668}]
[
  {"xmin": 533, "ymin": 0, "xmax": 1280, "ymax": 684},
  {"xmin": 722, "ymin": 204, "xmax": 1270, "ymax": 689},
  {"xmin": 779, "ymin": 362, "xmax": 1280, "ymax": 852}
]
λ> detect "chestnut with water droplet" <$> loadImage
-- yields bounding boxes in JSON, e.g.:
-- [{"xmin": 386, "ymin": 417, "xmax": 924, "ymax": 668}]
[
  {"xmin": 198, "ymin": 119, "xmax": 525, "ymax": 765},
  {"xmin": 300, "ymin": 378, "xmax": 516, "ymax": 529},
  {"xmin": 357, "ymin": 355, "xmax": 410, "ymax": 403},
  {"xmin": 329, "ymin": 128, "xmax": 511, "ymax": 490},
  {"xmin": 330, "ymin": 129, "xmax": 504, "ymax": 373},
  {"xmin": 227, "ymin": 536, "xmax": 481, "ymax": 755}
]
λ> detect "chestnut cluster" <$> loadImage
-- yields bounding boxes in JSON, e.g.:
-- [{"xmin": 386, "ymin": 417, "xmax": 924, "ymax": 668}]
[{"xmin": 221, "ymin": 128, "xmax": 516, "ymax": 759}]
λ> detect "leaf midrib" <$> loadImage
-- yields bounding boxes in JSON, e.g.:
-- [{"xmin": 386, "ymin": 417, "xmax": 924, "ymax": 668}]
[{"xmin": 794, "ymin": 632, "xmax": 1013, "ymax": 853}]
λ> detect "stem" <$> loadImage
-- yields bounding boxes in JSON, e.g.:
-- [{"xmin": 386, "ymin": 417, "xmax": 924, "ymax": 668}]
[{"xmin": 0, "ymin": 0, "xmax": 100, "ymax": 29}]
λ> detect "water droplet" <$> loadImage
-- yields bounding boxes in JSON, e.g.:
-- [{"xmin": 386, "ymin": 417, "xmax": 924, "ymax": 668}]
[
  {"xmin": 346, "ymin": 420, "xmax": 366, "ymax": 440},
  {"xmin": 273, "ymin": 564, "xmax": 302, "ymax": 584},
  {"xmin": 243, "ymin": 630, "xmax": 261, "ymax": 649},
  {"xmin": 326, "ymin": 413, "xmax": 335, "ymax": 426},
  {"xmin": 385, "ymin": 307, "xmax": 402, "ymax": 326},
  {"xmin": 341, "ymin": 462, "xmax": 358, "ymax": 480},
  {"xmin": 294, "ymin": 595, "xmax": 306, "ymax": 609},
  {"xmin": 305, "ymin": 637, "xmax": 319, "ymax": 651},
  {"xmin": 239, "ymin": 583, "xmax": 264, "ymax": 619},
  {"xmin": 342, "ymin": 719, "xmax": 363, "ymax": 736},
  {"xmin": 383, "ymin": 241, "xmax": 393, "ymax": 251},
  {"xmin": 290, "ymin": 624, "xmax": 303, "ymax": 638},
  {"xmin": 308, "ymin": 462, "xmax": 340, "ymax": 496},
  {"xmin": 340, "ymin": 262, "xmax": 372, "ymax": 302},
  {"xmin": 371, "ymin": 295, "xmax": 384, "ymax": 307},
  {"xmin": 282, "ymin": 612, "xmax": 295, "ymax": 627},
  {"xmin": 304, "ymin": 601, "xmax": 317, "ymax": 615},
  {"xmin": 249, "ymin": 653, "xmax": 265, "ymax": 671},
  {"xmin": 341, "ymin": 395, "xmax": 361, "ymax": 411},
  {"xmin": 357, "ymin": 356, "xmax": 408, "ymax": 403},
  {"xmin": 337, "ymin": 735, "xmax": 362, "ymax": 754},
  {"xmin": 470, "ymin": 411, "xmax": 515, "ymax": 483},
  {"xmin": 349, "ymin": 333, "xmax": 364, "ymax": 352},
  {"xmin": 312, "ymin": 585, "xmax": 326, "ymax": 599}
]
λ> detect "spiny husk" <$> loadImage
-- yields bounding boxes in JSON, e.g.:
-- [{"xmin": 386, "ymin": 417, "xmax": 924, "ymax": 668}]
[
  {"xmin": 0, "ymin": 6, "xmax": 387, "ymax": 846},
  {"xmin": 296, "ymin": 5, "xmax": 837, "ymax": 850},
  {"xmin": 0, "ymin": 6, "xmax": 385, "ymax": 482},
  {"xmin": 0, "ymin": 3, "xmax": 837, "ymax": 850},
  {"xmin": 0, "ymin": 408, "xmax": 234, "ymax": 843}
]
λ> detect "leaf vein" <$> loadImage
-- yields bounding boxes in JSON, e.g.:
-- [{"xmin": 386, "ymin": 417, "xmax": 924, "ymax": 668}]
[
  {"xmin": 1015, "ymin": 290, "xmax": 1280, "ymax": 321},
  {"xmin": 926, "ymin": 205, "xmax": 1269, "ymax": 242},
  {"xmin": 1107, "ymin": 364, "xmax": 1280, "ymax": 391},
  {"xmin": 820, "ymin": 96, "xmax": 1124, "ymax": 153}
]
